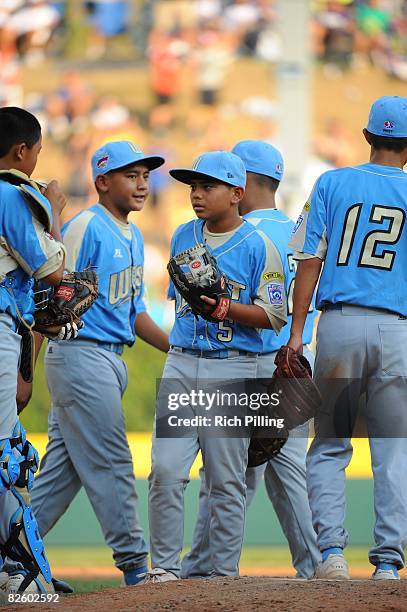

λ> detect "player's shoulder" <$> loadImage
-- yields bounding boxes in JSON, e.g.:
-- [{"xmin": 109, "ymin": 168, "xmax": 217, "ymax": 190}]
[
  {"xmin": 315, "ymin": 166, "xmax": 358, "ymax": 188},
  {"xmin": 171, "ymin": 219, "xmax": 198, "ymax": 242},
  {"xmin": 0, "ymin": 180, "xmax": 26, "ymax": 207},
  {"xmin": 246, "ymin": 209, "xmax": 294, "ymax": 235},
  {"xmin": 62, "ymin": 207, "xmax": 97, "ymax": 235},
  {"xmin": 129, "ymin": 220, "xmax": 144, "ymax": 242},
  {"xmin": 241, "ymin": 220, "xmax": 278, "ymax": 255}
]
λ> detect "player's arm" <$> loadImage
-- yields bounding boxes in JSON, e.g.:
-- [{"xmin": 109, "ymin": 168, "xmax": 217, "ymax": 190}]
[
  {"xmin": 134, "ymin": 312, "xmax": 170, "ymax": 352},
  {"xmin": 287, "ymin": 177, "xmax": 327, "ymax": 352},
  {"xmin": 250, "ymin": 230, "xmax": 288, "ymax": 331},
  {"xmin": 16, "ymin": 213, "xmax": 95, "ymax": 412},
  {"xmin": 42, "ymin": 180, "xmax": 67, "ymax": 243},
  {"xmin": 16, "ymin": 331, "xmax": 44, "ymax": 414},
  {"xmin": 35, "ymin": 180, "xmax": 67, "ymax": 284},
  {"xmin": 288, "ymin": 257, "xmax": 322, "ymax": 353},
  {"xmin": 199, "ymin": 295, "xmax": 273, "ymax": 328}
]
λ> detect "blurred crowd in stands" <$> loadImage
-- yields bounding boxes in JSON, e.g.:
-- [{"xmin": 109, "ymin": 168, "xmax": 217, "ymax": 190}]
[
  {"xmin": 1, "ymin": 1, "xmax": 406, "ymax": 108},
  {"xmin": 0, "ymin": 0, "xmax": 406, "ymax": 326}
]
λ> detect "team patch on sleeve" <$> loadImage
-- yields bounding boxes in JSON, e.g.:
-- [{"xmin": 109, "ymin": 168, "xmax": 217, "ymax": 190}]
[
  {"xmin": 263, "ymin": 271, "xmax": 284, "ymax": 282},
  {"xmin": 292, "ymin": 214, "xmax": 304, "ymax": 235},
  {"xmin": 267, "ymin": 283, "xmax": 283, "ymax": 305}
]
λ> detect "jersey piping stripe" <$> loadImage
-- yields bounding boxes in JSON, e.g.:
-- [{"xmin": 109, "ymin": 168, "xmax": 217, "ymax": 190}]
[{"xmin": 352, "ymin": 167, "xmax": 407, "ymax": 179}]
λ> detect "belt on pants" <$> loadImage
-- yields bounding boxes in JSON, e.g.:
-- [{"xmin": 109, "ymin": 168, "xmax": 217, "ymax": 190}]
[
  {"xmin": 171, "ymin": 346, "xmax": 258, "ymax": 359},
  {"xmin": 70, "ymin": 338, "xmax": 125, "ymax": 355},
  {"xmin": 322, "ymin": 302, "xmax": 403, "ymax": 317}
]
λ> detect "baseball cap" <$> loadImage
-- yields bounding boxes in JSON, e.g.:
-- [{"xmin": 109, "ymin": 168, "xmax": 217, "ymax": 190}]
[
  {"xmin": 366, "ymin": 96, "xmax": 407, "ymax": 138},
  {"xmin": 91, "ymin": 141, "xmax": 165, "ymax": 181},
  {"xmin": 232, "ymin": 140, "xmax": 284, "ymax": 181},
  {"xmin": 169, "ymin": 150, "xmax": 246, "ymax": 188}
]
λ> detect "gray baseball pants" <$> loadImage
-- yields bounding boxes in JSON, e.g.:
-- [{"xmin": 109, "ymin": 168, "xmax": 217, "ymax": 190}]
[
  {"xmin": 308, "ymin": 305, "xmax": 407, "ymax": 568},
  {"xmin": 181, "ymin": 347, "xmax": 320, "ymax": 578},
  {"xmin": 149, "ymin": 348, "xmax": 257, "ymax": 577},
  {"xmin": 29, "ymin": 340, "xmax": 148, "ymax": 571}
]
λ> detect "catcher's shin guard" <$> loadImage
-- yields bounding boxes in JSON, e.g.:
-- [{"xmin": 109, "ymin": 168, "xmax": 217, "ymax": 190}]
[
  {"xmin": 0, "ymin": 423, "xmax": 53, "ymax": 591},
  {"xmin": 0, "ymin": 440, "xmax": 20, "ymax": 496}
]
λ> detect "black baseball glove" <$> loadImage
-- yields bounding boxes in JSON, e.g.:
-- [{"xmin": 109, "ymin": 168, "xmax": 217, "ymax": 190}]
[
  {"xmin": 247, "ymin": 432, "xmax": 288, "ymax": 468},
  {"xmin": 168, "ymin": 244, "xmax": 231, "ymax": 322},
  {"xmin": 33, "ymin": 270, "xmax": 99, "ymax": 340}
]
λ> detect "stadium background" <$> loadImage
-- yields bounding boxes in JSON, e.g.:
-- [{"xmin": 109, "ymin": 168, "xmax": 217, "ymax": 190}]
[{"xmin": 1, "ymin": 0, "xmax": 406, "ymax": 585}]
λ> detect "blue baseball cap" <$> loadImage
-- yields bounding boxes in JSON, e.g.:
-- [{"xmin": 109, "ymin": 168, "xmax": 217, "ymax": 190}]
[
  {"xmin": 366, "ymin": 96, "xmax": 407, "ymax": 138},
  {"xmin": 232, "ymin": 140, "xmax": 284, "ymax": 181},
  {"xmin": 91, "ymin": 141, "xmax": 165, "ymax": 181},
  {"xmin": 169, "ymin": 150, "xmax": 246, "ymax": 188}
]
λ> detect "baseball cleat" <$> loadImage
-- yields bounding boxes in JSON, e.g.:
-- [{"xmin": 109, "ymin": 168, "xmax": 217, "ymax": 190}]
[
  {"xmin": 144, "ymin": 568, "xmax": 178, "ymax": 583},
  {"xmin": 0, "ymin": 573, "xmax": 8, "ymax": 589},
  {"xmin": 122, "ymin": 565, "xmax": 148, "ymax": 586},
  {"xmin": 372, "ymin": 566, "xmax": 400, "ymax": 580},
  {"xmin": 0, "ymin": 572, "xmax": 55, "ymax": 596},
  {"xmin": 314, "ymin": 554, "xmax": 350, "ymax": 580},
  {"xmin": 52, "ymin": 577, "xmax": 75, "ymax": 593}
]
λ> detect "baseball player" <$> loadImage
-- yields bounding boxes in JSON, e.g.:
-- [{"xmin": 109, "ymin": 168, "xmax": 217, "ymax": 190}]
[
  {"xmin": 288, "ymin": 96, "xmax": 407, "ymax": 580},
  {"xmin": 147, "ymin": 150, "xmax": 287, "ymax": 582},
  {"xmin": 0, "ymin": 107, "xmax": 67, "ymax": 596},
  {"xmin": 181, "ymin": 140, "xmax": 320, "ymax": 580},
  {"xmin": 25, "ymin": 141, "xmax": 170, "ymax": 587}
]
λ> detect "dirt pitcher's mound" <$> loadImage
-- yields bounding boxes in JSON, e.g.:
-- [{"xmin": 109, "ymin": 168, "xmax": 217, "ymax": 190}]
[{"xmin": 3, "ymin": 576, "xmax": 407, "ymax": 612}]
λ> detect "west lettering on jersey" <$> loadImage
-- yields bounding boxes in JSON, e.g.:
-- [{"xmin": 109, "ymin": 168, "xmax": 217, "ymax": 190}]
[{"xmin": 109, "ymin": 264, "xmax": 143, "ymax": 305}]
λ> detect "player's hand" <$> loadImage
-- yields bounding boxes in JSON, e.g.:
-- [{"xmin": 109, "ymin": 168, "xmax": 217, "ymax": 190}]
[
  {"xmin": 56, "ymin": 320, "xmax": 84, "ymax": 341},
  {"xmin": 200, "ymin": 295, "xmax": 216, "ymax": 306},
  {"xmin": 16, "ymin": 372, "xmax": 33, "ymax": 415},
  {"xmin": 287, "ymin": 333, "xmax": 303, "ymax": 354},
  {"xmin": 44, "ymin": 180, "xmax": 67, "ymax": 215}
]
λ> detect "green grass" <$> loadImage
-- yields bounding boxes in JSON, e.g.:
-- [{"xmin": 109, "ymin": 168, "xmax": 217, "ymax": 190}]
[{"xmin": 47, "ymin": 545, "xmax": 371, "ymax": 570}]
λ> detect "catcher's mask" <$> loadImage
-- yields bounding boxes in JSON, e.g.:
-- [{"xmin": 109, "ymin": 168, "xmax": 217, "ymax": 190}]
[{"xmin": 33, "ymin": 286, "xmax": 54, "ymax": 311}]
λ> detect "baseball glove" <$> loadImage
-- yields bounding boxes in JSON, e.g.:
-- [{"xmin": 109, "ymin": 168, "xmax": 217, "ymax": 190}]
[
  {"xmin": 33, "ymin": 270, "xmax": 99, "ymax": 340},
  {"xmin": 168, "ymin": 244, "xmax": 231, "ymax": 322},
  {"xmin": 247, "ymin": 431, "xmax": 288, "ymax": 467},
  {"xmin": 271, "ymin": 346, "xmax": 322, "ymax": 430}
]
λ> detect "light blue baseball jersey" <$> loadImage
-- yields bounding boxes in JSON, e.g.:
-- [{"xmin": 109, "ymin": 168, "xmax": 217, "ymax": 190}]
[
  {"xmin": 289, "ymin": 163, "xmax": 407, "ymax": 315},
  {"xmin": 168, "ymin": 218, "xmax": 287, "ymax": 352},
  {"xmin": 0, "ymin": 181, "xmax": 62, "ymax": 322},
  {"xmin": 62, "ymin": 204, "xmax": 146, "ymax": 345},
  {"xmin": 244, "ymin": 209, "xmax": 317, "ymax": 351}
]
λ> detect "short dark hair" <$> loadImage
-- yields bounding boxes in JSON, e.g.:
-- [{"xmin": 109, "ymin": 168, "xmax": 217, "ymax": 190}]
[
  {"xmin": 366, "ymin": 130, "xmax": 407, "ymax": 153},
  {"xmin": 252, "ymin": 173, "xmax": 280, "ymax": 193},
  {"xmin": 0, "ymin": 107, "xmax": 41, "ymax": 157}
]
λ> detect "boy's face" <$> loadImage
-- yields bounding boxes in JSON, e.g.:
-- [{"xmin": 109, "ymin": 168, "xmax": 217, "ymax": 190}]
[
  {"xmin": 19, "ymin": 136, "xmax": 42, "ymax": 177},
  {"xmin": 101, "ymin": 163, "xmax": 150, "ymax": 213},
  {"xmin": 189, "ymin": 179, "xmax": 239, "ymax": 222}
]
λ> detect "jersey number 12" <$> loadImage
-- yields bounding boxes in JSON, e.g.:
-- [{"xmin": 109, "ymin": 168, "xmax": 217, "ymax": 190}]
[{"xmin": 337, "ymin": 204, "xmax": 405, "ymax": 270}]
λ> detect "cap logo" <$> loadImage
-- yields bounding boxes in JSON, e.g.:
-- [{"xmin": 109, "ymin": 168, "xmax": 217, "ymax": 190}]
[
  {"xmin": 383, "ymin": 120, "xmax": 394, "ymax": 131},
  {"xmin": 192, "ymin": 155, "xmax": 203, "ymax": 170},
  {"xmin": 127, "ymin": 142, "xmax": 143, "ymax": 154},
  {"xmin": 276, "ymin": 163, "xmax": 283, "ymax": 173},
  {"xmin": 227, "ymin": 172, "xmax": 234, "ymax": 178},
  {"xmin": 97, "ymin": 155, "xmax": 109, "ymax": 168}
]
